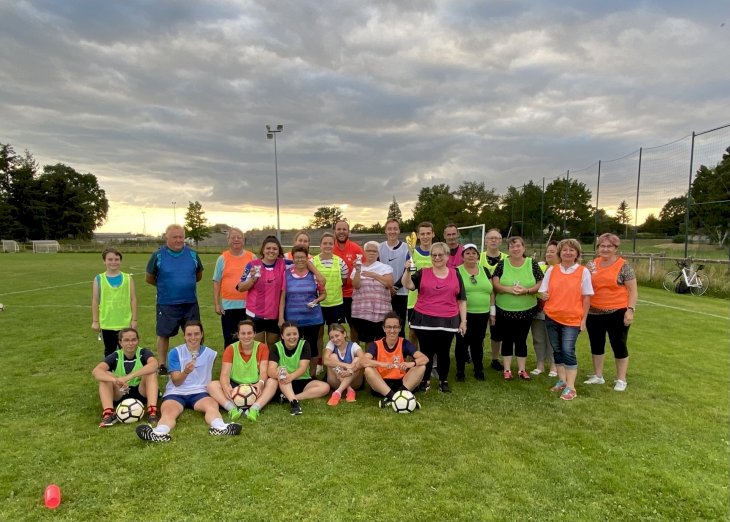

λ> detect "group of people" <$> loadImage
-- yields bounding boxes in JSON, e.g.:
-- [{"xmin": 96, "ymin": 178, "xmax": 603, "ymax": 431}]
[{"xmin": 91, "ymin": 221, "xmax": 637, "ymax": 441}]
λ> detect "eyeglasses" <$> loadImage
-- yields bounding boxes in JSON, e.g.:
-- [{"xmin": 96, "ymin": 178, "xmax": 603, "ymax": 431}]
[
  {"xmin": 486, "ymin": 236, "xmax": 501, "ymax": 240},
  {"xmin": 431, "ymin": 253, "xmax": 446, "ymax": 258},
  {"xmin": 365, "ymin": 250, "xmax": 378, "ymax": 254},
  {"xmin": 470, "ymin": 274, "xmax": 477, "ymax": 285},
  {"xmin": 383, "ymin": 325, "xmax": 400, "ymax": 330}
]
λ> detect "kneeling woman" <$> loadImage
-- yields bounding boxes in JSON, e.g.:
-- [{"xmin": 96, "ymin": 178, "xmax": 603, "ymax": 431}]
[
  {"xmin": 136, "ymin": 321, "xmax": 242, "ymax": 442},
  {"xmin": 208, "ymin": 320, "xmax": 279, "ymax": 422},
  {"xmin": 323, "ymin": 323, "xmax": 364, "ymax": 406},
  {"xmin": 268, "ymin": 322, "xmax": 330, "ymax": 415}
]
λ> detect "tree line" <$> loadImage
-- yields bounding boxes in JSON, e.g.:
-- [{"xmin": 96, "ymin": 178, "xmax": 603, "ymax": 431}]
[
  {"xmin": 0, "ymin": 143, "xmax": 109, "ymax": 241},
  {"xmin": 309, "ymin": 146, "xmax": 730, "ymax": 247}
]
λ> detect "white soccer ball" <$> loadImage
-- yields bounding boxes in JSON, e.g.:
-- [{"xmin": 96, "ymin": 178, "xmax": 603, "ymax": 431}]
[
  {"xmin": 115, "ymin": 398, "xmax": 145, "ymax": 423},
  {"xmin": 391, "ymin": 390, "xmax": 418, "ymax": 413},
  {"xmin": 231, "ymin": 384, "xmax": 258, "ymax": 408}
]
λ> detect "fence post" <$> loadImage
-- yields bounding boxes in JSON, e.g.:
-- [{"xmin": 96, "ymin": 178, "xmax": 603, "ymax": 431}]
[
  {"xmin": 684, "ymin": 132, "xmax": 696, "ymax": 259},
  {"xmin": 594, "ymin": 160, "xmax": 601, "ymax": 251},
  {"xmin": 563, "ymin": 170, "xmax": 570, "ymax": 237},
  {"xmin": 540, "ymin": 177, "xmax": 545, "ymax": 247},
  {"xmin": 633, "ymin": 148, "xmax": 642, "ymax": 253},
  {"xmin": 649, "ymin": 254, "xmax": 654, "ymax": 281},
  {"xmin": 520, "ymin": 184, "xmax": 526, "ymax": 237}
]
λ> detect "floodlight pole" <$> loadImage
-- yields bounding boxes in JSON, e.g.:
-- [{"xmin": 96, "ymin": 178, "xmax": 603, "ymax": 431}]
[
  {"xmin": 266, "ymin": 124, "xmax": 284, "ymax": 241},
  {"xmin": 172, "ymin": 201, "xmax": 177, "ymax": 224}
]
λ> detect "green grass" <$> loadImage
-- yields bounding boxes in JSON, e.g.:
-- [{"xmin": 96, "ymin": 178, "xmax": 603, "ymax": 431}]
[{"xmin": 0, "ymin": 253, "xmax": 728, "ymax": 521}]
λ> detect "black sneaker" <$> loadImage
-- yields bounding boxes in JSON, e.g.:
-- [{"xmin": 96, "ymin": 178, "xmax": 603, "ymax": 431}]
[
  {"xmin": 136, "ymin": 424, "xmax": 171, "ymax": 443},
  {"xmin": 98, "ymin": 412, "xmax": 116, "ymax": 428},
  {"xmin": 439, "ymin": 381, "xmax": 451, "ymax": 393},
  {"xmin": 456, "ymin": 372, "xmax": 465, "ymax": 382},
  {"xmin": 158, "ymin": 364, "xmax": 168, "ymax": 375},
  {"xmin": 475, "ymin": 372, "xmax": 485, "ymax": 381},
  {"xmin": 378, "ymin": 397, "xmax": 393, "ymax": 409},
  {"xmin": 290, "ymin": 400, "xmax": 303, "ymax": 416},
  {"xmin": 490, "ymin": 359, "xmax": 503, "ymax": 371},
  {"xmin": 209, "ymin": 423, "xmax": 242, "ymax": 436},
  {"xmin": 418, "ymin": 381, "xmax": 431, "ymax": 392}
]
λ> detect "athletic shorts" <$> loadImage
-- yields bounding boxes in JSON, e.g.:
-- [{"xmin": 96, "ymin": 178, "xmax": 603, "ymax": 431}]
[
  {"xmin": 342, "ymin": 297, "xmax": 353, "ymax": 322},
  {"xmin": 291, "ymin": 378, "xmax": 313, "ymax": 395},
  {"xmin": 113, "ymin": 385, "xmax": 146, "ymax": 406},
  {"xmin": 156, "ymin": 302, "xmax": 200, "ymax": 338},
  {"xmin": 297, "ymin": 324, "xmax": 322, "ymax": 357},
  {"xmin": 370, "ymin": 378, "xmax": 404, "ymax": 397},
  {"xmin": 163, "ymin": 392, "xmax": 210, "ymax": 409},
  {"xmin": 349, "ymin": 317, "xmax": 383, "ymax": 344},
  {"xmin": 252, "ymin": 317, "xmax": 279, "ymax": 336},
  {"xmin": 321, "ymin": 305, "xmax": 345, "ymax": 325},
  {"xmin": 488, "ymin": 319, "xmax": 503, "ymax": 343}
]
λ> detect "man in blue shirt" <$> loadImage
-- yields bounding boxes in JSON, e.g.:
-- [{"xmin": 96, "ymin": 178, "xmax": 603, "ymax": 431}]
[{"xmin": 146, "ymin": 224, "xmax": 204, "ymax": 374}]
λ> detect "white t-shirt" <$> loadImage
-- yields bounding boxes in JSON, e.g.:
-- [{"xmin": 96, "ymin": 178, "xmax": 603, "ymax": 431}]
[{"xmin": 349, "ymin": 260, "xmax": 393, "ymax": 280}]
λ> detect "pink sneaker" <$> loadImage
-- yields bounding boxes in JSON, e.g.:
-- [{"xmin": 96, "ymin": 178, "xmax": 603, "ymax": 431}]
[
  {"xmin": 560, "ymin": 387, "xmax": 577, "ymax": 401},
  {"xmin": 518, "ymin": 370, "xmax": 531, "ymax": 380},
  {"xmin": 503, "ymin": 370, "xmax": 513, "ymax": 380},
  {"xmin": 327, "ymin": 391, "xmax": 341, "ymax": 407},
  {"xmin": 345, "ymin": 388, "xmax": 357, "ymax": 402}
]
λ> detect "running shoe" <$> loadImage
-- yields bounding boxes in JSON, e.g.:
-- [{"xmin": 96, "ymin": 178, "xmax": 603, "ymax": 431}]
[
  {"xmin": 503, "ymin": 370, "xmax": 513, "ymax": 380},
  {"xmin": 583, "ymin": 375, "xmax": 605, "ymax": 385},
  {"xmin": 327, "ymin": 391, "xmax": 342, "ymax": 407},
  {"xmin": 345, "ymin": 388, "xmax": 357, "ymax": 402},
  {"xmin": 439, "ymin": 381, "xmax": 451, "ymax": 393},
  {"xmin": 560, "ymin": 387, "xmax": 577, "ymax": 401},
  {"xmin": 209, "ymin": 423, "xmax": 243, "ymax": 436},
  {"xmin": 245, "ymin": 408, "xmax": 259, "ymax": 421},
  {"xmin": 228, "ymin": 407, "xmax": 243, "ymax": 421},
  {"xmin": 491, "ymin": 359, "xmax": 504, "ymax": 371},
  {"xmin": 378, "ymin": 397, "xmax": 393, "ymax": 409},
  {"xmin": 518, "ymin": 370, "xmax": 531, "ymax": 380},
  {"xmin": 98, "ymin": 412, "xmax": 116, "ymax": 428},
  {"xmin": 290, "ymin": 400, "xmax": 303, "ymax": 416},
  {"xmin": 136, "ymin": 424, "xmax": 171, "ymax": 442},
  {"xmin": 550, "ymin": 380, "xmax": 566, "ymax": 392},
  {"xmin": 614, "ymin": 379, "xmax": 627, "ymax": 392}
]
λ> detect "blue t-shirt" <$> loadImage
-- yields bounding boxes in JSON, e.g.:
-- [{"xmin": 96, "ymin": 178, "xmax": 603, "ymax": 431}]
[{"xmin": 146, "ymin": 246, "xmax": 203, "ymax": 305}]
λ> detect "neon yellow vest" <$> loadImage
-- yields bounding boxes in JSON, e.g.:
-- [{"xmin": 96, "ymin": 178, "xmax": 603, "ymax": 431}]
[
  {"xmin": 407, "ymin": 248, "xmax": 432, "ymax": 309},
  {"xmin": 99, "ymin": 272, "xmax": 132, "ymax": 330},
  {"xmin": 230, "ymin": 341, "xmax": 260, "ymax": 384},
  {"xmin": 479, "ymin": 251, "xmax": 507, "ymax": 277},
  {"xmin": 313, "ymin": 255, "xmax": 344, "ymax": 307},
  {"xmin": 275, "ymin": 340, "xmax": 310, "ymax": 380},
  {"xmin": 495, "ymin": 257, "xmax": 538, "ymax": 312},
  {"xmin": 113, "ymin": 347, "xmax": 143, "ymax": 387}
]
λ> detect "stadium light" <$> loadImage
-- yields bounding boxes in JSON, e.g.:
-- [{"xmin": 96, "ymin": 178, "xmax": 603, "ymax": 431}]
[{"xmin": 265, "ymin": 124, "xmax": 284, "ymax": 241}]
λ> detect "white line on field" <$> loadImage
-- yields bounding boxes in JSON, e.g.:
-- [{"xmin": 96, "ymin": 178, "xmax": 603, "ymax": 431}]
[
  {"xmin": 0, "ymin": 274, "xmax": 137, "ymax": 296},
  {"xmin": 638, "ymin": 299, "xmax": 729, "ymax": 320}
]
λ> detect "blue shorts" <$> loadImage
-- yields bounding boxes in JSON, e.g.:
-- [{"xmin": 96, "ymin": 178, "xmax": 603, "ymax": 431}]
[
  {"xmin": 163, "ymin": 392, "xmax": 210, "ymax": 409},
  {"xmin": 156, "ymin": 302, "xmax": 200, "ymax": 337}
]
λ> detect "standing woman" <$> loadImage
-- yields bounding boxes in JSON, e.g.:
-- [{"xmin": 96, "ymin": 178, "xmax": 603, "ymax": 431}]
[
  {"xmin": 585, "ymin": 233, "xmax": 638, "ymax": 391},
  {"xmin": 530, "ymin": 240, "xmax": 559, "ymax": 377},
  {"xmin": 402, "ymin": 242, "xmax": 467, "ymax": 393},
  {"xmin": 455, "ymin": 244, "xmax": 495, "ymax": 382},
  {"xmin": 313, "ymin": 232, "xmax": 349, "ymax": 356},
  {"xmin": 285, "ymin": 231, "xmax": 312, "ymax": 260},
  {"xmin": 538, "ymin": 239, "xmax": 593, "ymax": 401},
  {"xmin": 212, "ymin": 227, "xmax": 256, "ymax": 348},
  {"xmin": 492, "ymin": 236, "xmax": 543, "ymax": 381},
  {"xmin": 237, "ymin": 235, "xmax": 288, "ymax": 345},
  {"xmin": 351, "ymin": 241, "xmax": 394, "ymax": 345},
  {"xmin": 279, "ymin": 245, "xmax": 326, "ymax": 377}
]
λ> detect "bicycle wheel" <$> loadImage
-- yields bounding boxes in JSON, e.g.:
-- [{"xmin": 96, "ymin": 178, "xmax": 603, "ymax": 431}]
[
  {"xmin": 663, "ymin": 271, "xmax": 681, "ymax": 292},
  {"xmin": 690, "ymin": 273, "xmax": 710, "ymax": 296}
]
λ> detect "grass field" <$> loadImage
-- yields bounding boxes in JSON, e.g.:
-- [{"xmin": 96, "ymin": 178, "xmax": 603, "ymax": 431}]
[{"xmin": 0, "ymin": 253, "xmax": 728, "ymax": 521}]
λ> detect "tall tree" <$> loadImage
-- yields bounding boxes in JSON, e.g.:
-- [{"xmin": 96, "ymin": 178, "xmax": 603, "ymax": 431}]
[
  {"xmin": 411, "ymin": 184, "xmax": 460, "ymax": 234},
  {"xmin": 543, "ymin": 178, "xmax": 593, "ymax": 239},
  {"xmin": 184, "ymin": 200, "xmax": 210, "ymax": 245},
  {"xmin": 616, "ymin": 200, "xmax": 632, "ymax": 237},
  {"xmin": 691, "ymin": 147, "xmax": 730, "ymax": 246},
  {"xmin": 386, "ymin": 196, "xmax": 402, "ymax": 223},
  {"xmin": 455, "ymin": 181, "xmax": 501, "ymax": 226},
  {"xmin": 659, "ymin": 195, "xmax": 689, "ymax": 236},
  {"xmin": 308, "ymin": 206, "xmax": 344, "ymax": 229}
]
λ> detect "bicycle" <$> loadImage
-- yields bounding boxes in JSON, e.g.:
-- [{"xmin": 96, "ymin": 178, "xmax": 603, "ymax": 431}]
[{"xmin": 662, "ymin": 259, "xmax": 710, "ymax": 296}]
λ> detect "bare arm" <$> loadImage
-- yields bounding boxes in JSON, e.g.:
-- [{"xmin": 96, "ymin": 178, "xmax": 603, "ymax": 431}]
[
  {"xmin": 129, "ymin": 276, "xmax": 138, "ymax": 327},
  {"xmin": 145, "ymin": 272, "xmax": 157, "ymax": 286},
  {"xmin": 213, "ymin": 280, "xmax": 223, "ymax": 315},
  {"xmin": 401, "ymin": 261, "xmax": 415, "ymax": 291},
  {"xmin": 91, "ymin": 277, "xmax": 100, "ymax": 330}
]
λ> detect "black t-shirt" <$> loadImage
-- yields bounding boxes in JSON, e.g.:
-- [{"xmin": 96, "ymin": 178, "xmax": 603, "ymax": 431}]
[
  {"xmin": 103, "ymin": 348, "xmax": 154, "ymax": 375},
  {"xmin": 269, "ymin": 341, "xmax": 312, "ymax": 363}
]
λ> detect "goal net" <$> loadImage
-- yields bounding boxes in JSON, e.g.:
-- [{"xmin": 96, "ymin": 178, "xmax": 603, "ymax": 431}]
[
  {"xmin": 2, "ymin": 240, "xmax": 19, "ymax": 253},
  {"xmin": 32, "ymin": 240, "xmax": 60, "ymax": 253}
]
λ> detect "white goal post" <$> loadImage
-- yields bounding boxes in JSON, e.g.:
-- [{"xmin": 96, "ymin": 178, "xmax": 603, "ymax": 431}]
[
  {"xmin": 32, "ymin": 240, "xmax": 61, "ymax": 253},
  {"xmin": 2, "ymin": 240, "xmax": 19, "ymax": 253}
]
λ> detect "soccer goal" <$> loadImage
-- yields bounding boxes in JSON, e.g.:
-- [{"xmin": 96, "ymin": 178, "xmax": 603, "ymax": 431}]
[
  {"xmin": 2, "ymin": 240, "xmax": 19, "ymax": 253},
  {"xmin": 32, "ymin": 240, "xmax": 60, "ymax": 253}
]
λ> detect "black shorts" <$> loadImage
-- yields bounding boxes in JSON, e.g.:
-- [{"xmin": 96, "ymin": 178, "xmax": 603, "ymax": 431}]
[
  {"xmin": 156, "ymin": 302, "xmax": 200, "ymax": 338},
  {"xmin": 349, "ymin": 317, "xmax": 383, "ymax": 344},
  {"xmin": 297, "ymin": 324, "xmax": 322, "ymax": 357},
  {"xmin": 113, "ymin": 385, "xmax": 146, "ymax": 406},
  {"xmin": 370, "ymin": 378, "xmax": 404, "ymax": 397},
  {"xmin": 291, "ymin": 378, "xmax": 313, "ymax": 395},
  {"xmin": 252, "ymin": 317, "xmax": 279, "ymax": 336},
  {"xmin": 321, "ymin": 305, "xmax": 345, "ymax": 325},
  {"xmin": 342, "ymin": 297, "xmax": 353, "ymax": 322},
  {"xmin": 488, "ymin": 319, "xmax": 503, "ymax": 343}
]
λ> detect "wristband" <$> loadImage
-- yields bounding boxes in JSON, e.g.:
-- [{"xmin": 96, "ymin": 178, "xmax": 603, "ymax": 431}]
[{"xmin": 490, "ymin": 305, "xmax": 496, "ymax": 315}]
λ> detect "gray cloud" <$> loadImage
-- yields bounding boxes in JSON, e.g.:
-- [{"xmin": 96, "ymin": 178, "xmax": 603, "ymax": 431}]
[{"xmin": 1, "ymin": 0, "xmax": 729, "ymax": 230}]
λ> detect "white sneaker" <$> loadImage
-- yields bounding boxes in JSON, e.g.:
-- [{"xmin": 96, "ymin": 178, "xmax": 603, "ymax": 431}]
[
  {"xmin": 548, "ymin": 370, "xmax": 558, "ymax": 377},
  {"xmin": 614, "ymin": 379, "xmax": 627, "ymax": 392},
  {"xmin": 530, "ymin": 368, "xmax": 543, "ymax": 376},
  {"xmin": 584, "ymin": 375, "xmax": 605, "ymax": 385}
]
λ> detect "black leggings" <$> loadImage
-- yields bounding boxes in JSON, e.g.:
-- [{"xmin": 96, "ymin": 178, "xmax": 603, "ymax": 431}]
[
  {"xmin": 586, "ymin": 310, "xmax": 630, "ymax": 359},
  {"xmin": 497, "ymin": 311, "xmax": 533, "ymax": 358},
  {"xmin": 415, "ymin": 329, "xmax": 455, "ymax": 383},
  {"xmin": 455, "ymin": 312, "xmax": 489, "ymax": 375}
]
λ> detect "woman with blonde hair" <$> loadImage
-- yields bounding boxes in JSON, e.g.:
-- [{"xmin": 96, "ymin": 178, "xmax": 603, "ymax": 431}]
[{"xmin": 538, "ymin": 238, "xmax": 593, "ymax": 401}]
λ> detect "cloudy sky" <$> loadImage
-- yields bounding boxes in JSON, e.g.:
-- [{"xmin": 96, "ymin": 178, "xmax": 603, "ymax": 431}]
[{"xmin": 1, "ymin": 0, "xmax": 728, "ymax": 235}]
